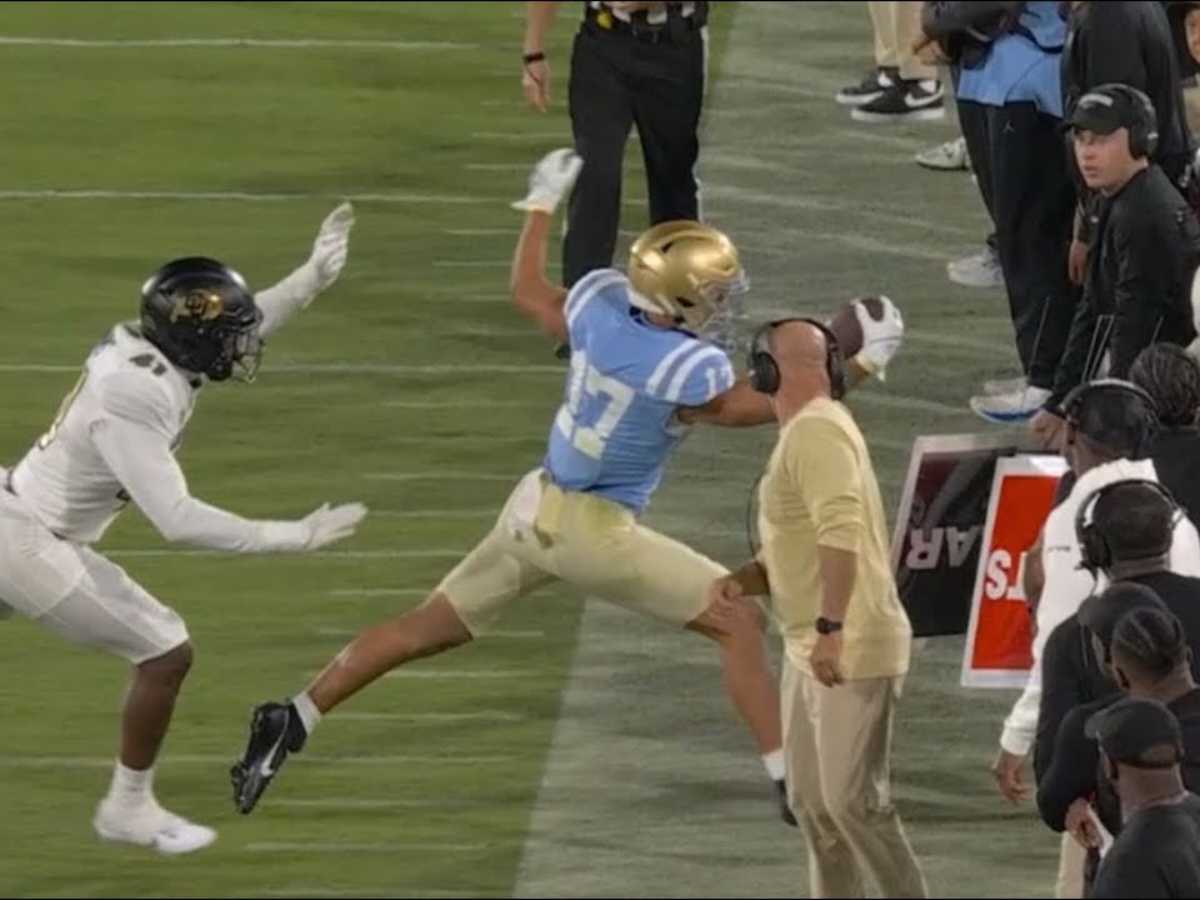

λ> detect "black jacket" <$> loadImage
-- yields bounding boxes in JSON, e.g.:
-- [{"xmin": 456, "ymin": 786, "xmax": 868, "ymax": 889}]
[
  {"xmin": 1051, "ymin": 166, "xmax": 1200, "ymax": 405},
  {"xmin": 1064, "ymin": 1, "xmax": 1193, "ymax": 184},
  {"xmin": 921, "ymin": 1, "xmax": 1024, "ymax": 68},
  {"xmin": 1153, "ymin": 426, "xmax": 1200, "ymax": 531}
]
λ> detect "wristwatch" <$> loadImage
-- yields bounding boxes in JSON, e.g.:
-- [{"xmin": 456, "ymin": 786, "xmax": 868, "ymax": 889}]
[{"xmin": 815, "ymin": 617, "xmax": 843, "ymax": 635}]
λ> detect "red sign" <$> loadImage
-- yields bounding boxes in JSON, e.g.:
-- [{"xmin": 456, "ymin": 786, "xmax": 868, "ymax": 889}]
[{"xmin": 961, "ymin": 456, "xmax": 1068, "ymax": 688}]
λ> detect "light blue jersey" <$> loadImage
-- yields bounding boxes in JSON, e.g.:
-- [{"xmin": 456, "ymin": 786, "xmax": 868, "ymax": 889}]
[{"xmin": 544, "ymin": 268, "xmax": 735, "ymax": 514}]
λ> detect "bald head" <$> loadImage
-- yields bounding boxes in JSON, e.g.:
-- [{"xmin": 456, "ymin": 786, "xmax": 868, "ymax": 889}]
[{"xmin": 769, "ymin": 320, "xmax": 830, "ymax": 371}]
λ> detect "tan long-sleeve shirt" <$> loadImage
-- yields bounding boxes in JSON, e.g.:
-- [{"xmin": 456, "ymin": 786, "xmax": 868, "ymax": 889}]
[{"xmin": 757, "ymin": 397, "xmax": 912, "ymax": 679}]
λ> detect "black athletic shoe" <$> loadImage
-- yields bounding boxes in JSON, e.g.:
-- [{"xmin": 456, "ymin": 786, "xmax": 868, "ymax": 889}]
[
  {"xmin": 851, "ymin": 78, "xmax": 945, "ymax": 123},
  {"xmin": 231, "ymin": 701, "xmax": 308, "ymax": 815},
  {"xmin": 775, "ymin": 778, "xmax": 798, "ymax": 827},
  {"xmin": 835, "ymin": 66, "xmax": 898, "ymax": 106}
]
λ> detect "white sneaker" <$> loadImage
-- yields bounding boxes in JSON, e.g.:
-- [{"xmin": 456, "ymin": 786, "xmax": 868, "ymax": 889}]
[
  {"xmin": 947, "ymin": 248, "xmax": 1004, "ymax": 289},
  {"xmin": 93, "ymin": 797, "xmax": 217, "ymax": 855},
  {"xmin": 982, "ymin": 375, "xmax": 1028, "ymax": 395},
  {"xmin": 916, "ymin": 136, "xmax": 969, "ymax": 171},
  {"xmin": 969, "ymin": 386, "xmax": 1051, "ymax": 424}
]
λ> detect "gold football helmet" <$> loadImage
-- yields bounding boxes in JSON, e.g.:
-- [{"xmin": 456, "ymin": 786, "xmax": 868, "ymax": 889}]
[{"xmin": 627, "ymin": 220, "xmax": 747, "ymax": 332}]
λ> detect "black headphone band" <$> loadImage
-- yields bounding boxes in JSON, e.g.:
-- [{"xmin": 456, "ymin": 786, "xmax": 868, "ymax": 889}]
[
  {"xmin": 1076, "ymin": 478, "xmax": 1182, "ymax": 571},
  {"xmin": 748, "ymin": 317, "xmax": 845, "ymax": 398}
]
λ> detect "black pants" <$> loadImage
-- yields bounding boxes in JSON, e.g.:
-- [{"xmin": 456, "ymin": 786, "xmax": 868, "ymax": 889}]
[
  {"xmin": 564, "ymin": 21, "xmax": 706, "ymax": 286},
  {"xmin": 958, "ymin": 100, "xmax": 1078, "ymax": 389}
]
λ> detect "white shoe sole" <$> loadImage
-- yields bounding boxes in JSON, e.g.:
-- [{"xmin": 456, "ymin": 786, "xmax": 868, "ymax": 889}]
[
  {"xmin": 947, "ymin": 269, "xmax": 1004, "ymax": 289},
  {"xmin": 94, "ymin": 812, "xmax": 217, "ymax": 856},
  {"xmin": 851, "ymin": 106, "xmax": 945, "ymax": 124},
  {"xmin": 835, "ymin": 91, "xmax": 885, "ymax": 106}
]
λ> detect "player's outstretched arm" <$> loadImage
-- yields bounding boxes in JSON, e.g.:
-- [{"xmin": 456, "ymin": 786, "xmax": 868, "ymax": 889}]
[
  {"xmin": 91, "ymin": 375, "xmax": 366, "ymax": 552},
  {"xmin": 257, "ymin": 202, "xmax": 355, "ymax": 339},
  {"xmin": 677, "ymin": 377, "xmax": 776, "ymax": 428},
  {"xmin": 510, "ymin": 148, "xmax": 581, "ymax": 343}
]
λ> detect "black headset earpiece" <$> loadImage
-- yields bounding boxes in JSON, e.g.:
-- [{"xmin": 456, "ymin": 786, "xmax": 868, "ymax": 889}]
[
  {"xmin": 1092, "ymin": 82, "xmax": 1158, "ymax": 160},
  {"xmin": 1062, "ymin": 378, "xmax": 1159, "ymax": 458},
  {"xmin": 746, "ymin": 317, "xmax": 846, "ymax": 399},
  {"xmin": 1075, "ymin": 478, "xmax": 1182, "ymax": 574}
]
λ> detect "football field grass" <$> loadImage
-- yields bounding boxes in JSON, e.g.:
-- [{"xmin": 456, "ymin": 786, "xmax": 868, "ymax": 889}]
[{"xmin": 0, "ymin": 3, "xmax": 1057, "ymax": 897}]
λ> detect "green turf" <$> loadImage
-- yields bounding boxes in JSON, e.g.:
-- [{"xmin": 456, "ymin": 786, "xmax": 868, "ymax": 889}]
[{"xmin": 0, "ymin": 2, "xmax": 1056, "ymax": 897}]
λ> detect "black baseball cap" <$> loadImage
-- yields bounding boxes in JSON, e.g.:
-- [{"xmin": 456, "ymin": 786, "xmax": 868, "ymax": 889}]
[
  {"xmin": 1078, "ymin": 582, "xmax": 1169, "ymax": 651},
  {"xmin": 1069, "ymin": 86, "xmax": 1146, "ymax": 135},
  {"xmin": 1085, "ymin": 697, "xmax": 1184, "ymax": 768}
]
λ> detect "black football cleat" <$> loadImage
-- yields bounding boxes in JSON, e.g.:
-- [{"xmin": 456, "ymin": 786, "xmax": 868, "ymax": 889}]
[
  {"xmin": 231, "ymin": 701, "xmax": 307, "ymax": 815},
  {"xmin": 775, "ymin": 779, "xmax": 798, "ymax": 827}
]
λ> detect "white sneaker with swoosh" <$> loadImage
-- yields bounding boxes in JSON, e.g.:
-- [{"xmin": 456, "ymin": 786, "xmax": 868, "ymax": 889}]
[{"xmin": 93, "ymin": 797, "xmax": 216, "ymax": 855}]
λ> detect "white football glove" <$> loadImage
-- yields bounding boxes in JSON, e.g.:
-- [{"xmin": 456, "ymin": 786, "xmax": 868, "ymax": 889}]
[
  {"xmin": 512, "ymin": 148, "xmax": 582, "ymax": 215},
  {"xmin": 852, "ymin": 295, "xmax": 904, "ymax": 381},
  {"xmin": 307, "ymin": 202, "xmax": 355, "ymax": 292},
  {"xmin": 302, "ymin": 501, "xmax": 368, "ymax": 551}
]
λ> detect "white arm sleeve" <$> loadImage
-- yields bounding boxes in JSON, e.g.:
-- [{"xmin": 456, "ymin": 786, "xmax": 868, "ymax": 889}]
[
  {"xmin": 256, "ymin": 262, "xmax": 321, "ymax": 340},
  {"xmin": 90, "ymin": 375, "xmax": 309, "ymax": 551}
]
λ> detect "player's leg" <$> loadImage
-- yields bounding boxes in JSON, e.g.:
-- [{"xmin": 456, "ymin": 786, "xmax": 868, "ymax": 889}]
[
  {"xmin": 232, "ymin": 473, "xmax": 556, "ymax": 813},
  {"xmin": 31, "ymin": 548, "xmax": 213, "ymax": 855},
  {"xmin": 551, "ymin": 505, "xmax": 787, "ymax": 819}
]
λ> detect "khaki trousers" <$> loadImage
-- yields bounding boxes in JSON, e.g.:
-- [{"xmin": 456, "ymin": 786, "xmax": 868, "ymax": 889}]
[
  {"xmin": 782, "ymin": 661, "xmax": 929, "ymax": 899},
  {"xmin": 867, "ymin": 1, "xmax": 936, "ymax": 81},
  {"xmin": 1055, "ymin": 831, "xmax": 1086, "ymax": 899}
]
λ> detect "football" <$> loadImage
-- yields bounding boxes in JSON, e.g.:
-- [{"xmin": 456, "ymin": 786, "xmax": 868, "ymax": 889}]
[{"xmin": 826, "ymin": 296, "xmax": 887, "ymax": 360}]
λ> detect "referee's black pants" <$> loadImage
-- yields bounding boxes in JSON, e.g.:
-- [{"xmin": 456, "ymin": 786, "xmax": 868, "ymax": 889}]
[
  {"xmin": 958, "ymin": 99, "xmax": 1078, "ymax": 390},
  {"xmin": 564, "ymin": 21, "xmax": 706, "ymax": 287}
]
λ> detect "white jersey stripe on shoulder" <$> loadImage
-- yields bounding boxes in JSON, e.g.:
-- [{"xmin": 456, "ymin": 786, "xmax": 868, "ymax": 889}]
[
  {"xmin": 665, "ymin": 345, "xmax": 728, "ymax": 403},
  {"xmin": 565, "ymin": 270, "xmax": 625, "ymax": 331},
  {"xmin": 645, "ymin": 338, "xmax": 701, "ymax": 397}
]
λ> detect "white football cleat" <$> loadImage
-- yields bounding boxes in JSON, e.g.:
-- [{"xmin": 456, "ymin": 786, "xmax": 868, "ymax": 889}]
[{"xmin": 93, "ymin": 797, "xmax": 217, "ymax": 856}]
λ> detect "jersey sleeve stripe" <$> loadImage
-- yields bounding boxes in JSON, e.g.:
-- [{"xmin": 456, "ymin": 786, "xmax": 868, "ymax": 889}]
[
  {"xmin": 645, "ymin": 338, "xmax": 701, "ymax": 397},
  {"xmin": 564, "ymin": 268, "xmax": 623, "ymax": 330},
  {"xmin": 666, "ymin": 345, "xmax": 730, "ymax": 403}
]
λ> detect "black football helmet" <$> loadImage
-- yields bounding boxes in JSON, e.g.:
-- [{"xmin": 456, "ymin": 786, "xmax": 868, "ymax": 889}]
[{"xmin": 139, "ymin": 256, "xmax": 264, "ymax": 382}]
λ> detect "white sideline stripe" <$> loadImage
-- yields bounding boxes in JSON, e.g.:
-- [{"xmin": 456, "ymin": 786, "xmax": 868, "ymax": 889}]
[
  {"xmin": 371, "ymin": 509, "xmax": 499, "ymax": 519},
  {"xmin": 246, "ymin": 842, "xmax": 494, "ymax": 854},
  {"xmin": 314, "ymin": 626, "xmax": 543, "ymax": 639},
  {"xmin": 336, "ymin": 711, "xmax": 525, "ymax": 723},
  {"xmin": 442, "ymin": 227, "xmax": 518, "ymax": 236},
  {"xmin": 382, "ymin": 399, "xmax": 545, "ymax": 408},
  {"xmin": 464, "ymin": 163, "xmax": 533, "ymax": 171},
  {"xmin": 270, "ymin": 798, "xmax": 478, "ymax": 809},
  {"xmin": 433, "ymin": 260, "xmax": 514, "ymax": 268},
  {"xmin": 251, "ymin": 889, "xmax": 493, "ymax": 900},
  {"xmin": 364, "ymin": 472, "xmax": 516, "ymax": 482},
  {"xmin": 470, "ymin": 131, "xmax": 570, "ymax": 140},
  {"xmin": 0, "ymin": 363, "xmax": 562, "ymax": 375},
  {"xmin": 0, "ymin": 189, "xmax": 499, "ymax": 204},
  {"xmin": 0, "ymin": 753, "xmax": 512, "ymax": 767},
  {"xmin": 0, "ymin": 36, "xmax": 478, "ymax": 50},
  {"xmin": 109, "ymin": 549, "xmax": 466, "ymax": 560},
  {"xmin": 384, "ymin": 669, "xmax": 532, "ymax": 680},
  {"xmin": 330, "ymin": 588, "xmax": 429, "ymax": 597}
]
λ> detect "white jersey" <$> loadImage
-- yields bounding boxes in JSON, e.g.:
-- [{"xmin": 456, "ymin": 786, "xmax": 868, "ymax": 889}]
[
  {"xmin": 8, "ymin": 321, "xmax": 312, "ymax": 554},
  {"xmin": 11, "ymin": 324, "xmax": 198, "ymax": 543}
]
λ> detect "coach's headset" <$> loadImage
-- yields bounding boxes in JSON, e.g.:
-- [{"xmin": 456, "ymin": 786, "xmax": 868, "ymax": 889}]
[
  {"xmin": 1075, "ymin": 478, "xmax": 1183, "ymax": 575},
  {"xmin": 747, "ymin": 318, "xmax": 846, "ymax": 400},
  {"xmin": 1061, "ymin": 377, "xmax": 1158, "ymax": 458}
]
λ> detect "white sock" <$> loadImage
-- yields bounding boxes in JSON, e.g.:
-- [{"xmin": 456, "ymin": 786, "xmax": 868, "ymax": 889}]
[
  {"xmin": 762, "ymin": 748, "xmax": 786, "ymax": 782},
  {"xmin": 291, "ymin": 691, "xmax": 322, "ymax": 735},
  {"xmin": 109, "ymin": 760, "xmax": 154, "ymax": 807}
]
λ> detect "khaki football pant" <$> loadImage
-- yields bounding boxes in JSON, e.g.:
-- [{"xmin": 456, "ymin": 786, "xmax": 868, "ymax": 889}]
[{"xmin": 439, "ymin": 470, "xmax": 724, "ymax": 635}]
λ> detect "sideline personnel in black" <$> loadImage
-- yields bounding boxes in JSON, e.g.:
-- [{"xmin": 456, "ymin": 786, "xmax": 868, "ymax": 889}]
[
  {"xmin": 1033, "ymin": 480, "xmax": 1200, "ymax": 792},
  {"xmin": 1131, "ymin": 343, "xmax": 1200, "ymax": 529},
  {"xmin": 522, "ymin": 1, "xmax": 709, "ymax": 287},
  {"xmin": 1087, "ymin": 693, "xmax": 1200, "ymax": 899},
  {"xmin": 1034, "ymin": 85, "xmax": 1200, "ymax": 447}
]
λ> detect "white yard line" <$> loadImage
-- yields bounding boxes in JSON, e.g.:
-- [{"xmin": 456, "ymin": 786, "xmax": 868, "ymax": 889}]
[
  {"xmin": 109, "ymin": 549, "xmax": 466, "ymax": 560},
  {"xmin": 369, "ymin": 509, "xmax": 499, "ymax": 519},
  {"xmin": 0, "ymin": 36, "xmax": 478, "ymax": 50},
  {"xmin": 0, "ymin": 189, "xmax": 500, "ymax": 204},
  {"xmin": 313, "ymin": 626, "xmax": 543, "ymax": 640},
  {"xmin": 335, "ymin": 711, "xmax": 526, "ymax": 723},
  {"xmin": 364, "ymin": 472, "xmax": 518, "ymax": 482},
  {"xmin": 0, "ymin": 753, "xmax": 513, "ymax": 767},
  {"xmin": 329, "ymin": 588, "xmax": 430, "ymax": 598},
  {"xmin": 245, "ymin": 841, "xmax": 496, "ymax": 854},
  {"xmin": 383, "ymin": 669, "xmax": 533, "ymax": 680},
  {"xmin": 382, "ymin": 399, "xmax": 545, "ymax": 409}
]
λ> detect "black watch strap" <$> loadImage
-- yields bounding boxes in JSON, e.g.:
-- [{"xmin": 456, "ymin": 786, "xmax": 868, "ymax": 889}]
[
  {"xmin": 522, "ymin": 51, "xmax": 546, "ymax": 64},
  {"xmin": 815, "ymin": 617, "xmax": 843, "ymax": 635}
]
